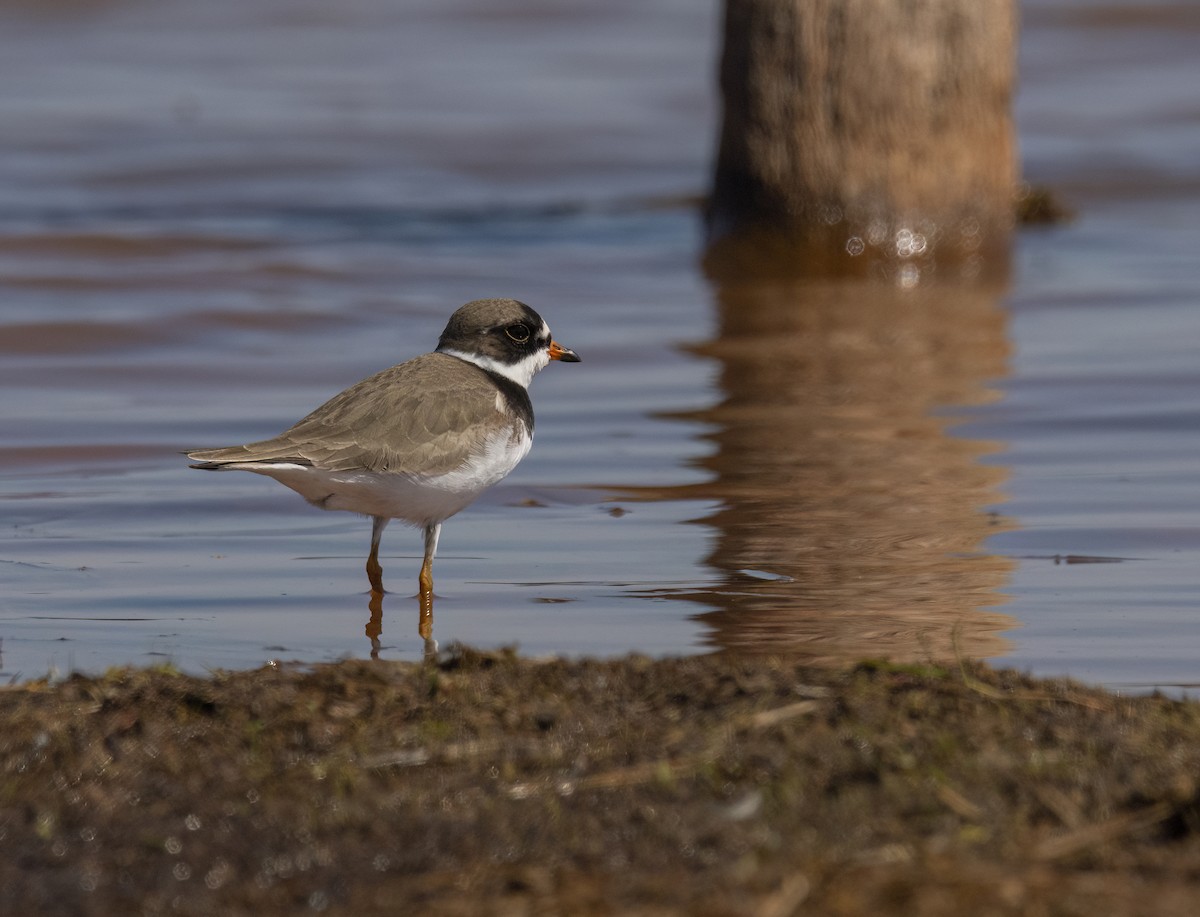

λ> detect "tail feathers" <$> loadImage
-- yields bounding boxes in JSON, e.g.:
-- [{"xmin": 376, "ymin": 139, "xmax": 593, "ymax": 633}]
[
  {"xmin": 186, "ymin": 443, "xmax": 313, "ymax": 470},
  {"xmin": 186, "ymin": 445, "xmax": 253, "ymax": 468},
  {"xmin": 189, "ymin": 460, "xmax": 228, "ymax": 470}
]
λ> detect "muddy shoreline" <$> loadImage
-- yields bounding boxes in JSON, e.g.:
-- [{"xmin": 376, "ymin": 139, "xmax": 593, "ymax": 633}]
[{"xmin": 3, "ymin": 648, "xmax": 1200, "ymax": 915}]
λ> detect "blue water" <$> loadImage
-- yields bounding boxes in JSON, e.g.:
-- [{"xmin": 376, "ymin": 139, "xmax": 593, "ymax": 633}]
[{"xmin": 3, "ymin": 0, "xmax": 1200, "ymax": 691}]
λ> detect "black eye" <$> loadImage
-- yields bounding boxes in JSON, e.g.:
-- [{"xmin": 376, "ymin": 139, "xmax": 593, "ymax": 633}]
[{"xmin": 504, "ymin": 323, "xmax": 531, "ymax": 343}]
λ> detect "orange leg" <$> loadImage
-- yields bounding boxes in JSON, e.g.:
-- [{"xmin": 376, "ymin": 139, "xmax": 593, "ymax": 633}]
[
  {"xmin": 366, "ymin": 516, "xmax": 389, "ymax": 594},
  {"xmin": 417, "ymin": 523, "xmax": 441, "ymax": 641},
  {"xmin": 418, "ymin": 590, "xmax": 433, "ymax": 641}
]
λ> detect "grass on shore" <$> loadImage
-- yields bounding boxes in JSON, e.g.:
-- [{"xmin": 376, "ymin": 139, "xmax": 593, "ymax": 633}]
[{"xmin": 3, "ymin": 647, "xmax": 1200, "ymax": 915}]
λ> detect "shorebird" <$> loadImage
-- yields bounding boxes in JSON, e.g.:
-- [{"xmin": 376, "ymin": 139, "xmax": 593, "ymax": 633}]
[{"xmin": 187, "ymin": 298, "xmax": 579, "ymax": 608}]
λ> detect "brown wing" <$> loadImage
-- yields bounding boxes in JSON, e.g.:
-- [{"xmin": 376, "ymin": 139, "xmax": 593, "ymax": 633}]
[{"xmin": 188, "ymin": 353, "xmax": 519, "ymax": 476}]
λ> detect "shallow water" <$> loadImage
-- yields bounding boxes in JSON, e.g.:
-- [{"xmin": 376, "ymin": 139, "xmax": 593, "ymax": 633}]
[{"xmin": 2, "ymin": 0, "xmax": 1199, "ymax": 691}]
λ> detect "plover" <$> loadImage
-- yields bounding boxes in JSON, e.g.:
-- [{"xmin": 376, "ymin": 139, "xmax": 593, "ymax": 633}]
[{"xmin": 187, "ymin": 298, "xmax": 579, "ymax": 606}]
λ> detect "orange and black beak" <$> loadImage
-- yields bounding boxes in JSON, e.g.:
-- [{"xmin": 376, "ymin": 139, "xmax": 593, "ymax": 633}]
[{"xmin": 548, "ymin": 340, "xmax": 581, "ymax": 363}]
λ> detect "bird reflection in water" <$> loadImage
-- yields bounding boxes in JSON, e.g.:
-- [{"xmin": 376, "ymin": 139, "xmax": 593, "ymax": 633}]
[{"xmin": 364, "ymin": 585, "xmax": 437, "ymax": 660}]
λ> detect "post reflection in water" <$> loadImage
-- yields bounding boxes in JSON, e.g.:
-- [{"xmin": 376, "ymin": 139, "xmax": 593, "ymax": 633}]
[{"xmin": 646, "ymin": 251, "xmax": 1018, "ymax": 665}]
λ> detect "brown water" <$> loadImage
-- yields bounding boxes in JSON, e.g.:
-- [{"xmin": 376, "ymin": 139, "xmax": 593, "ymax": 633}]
[{"xmin": 2, "ymin": 0, "xmax": 1198, "ymax": 691}]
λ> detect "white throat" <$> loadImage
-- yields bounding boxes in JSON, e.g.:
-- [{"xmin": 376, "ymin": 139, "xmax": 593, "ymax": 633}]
[{"xmin": 439, "ymin": 346, "xmax": 549, "ymax": 389}]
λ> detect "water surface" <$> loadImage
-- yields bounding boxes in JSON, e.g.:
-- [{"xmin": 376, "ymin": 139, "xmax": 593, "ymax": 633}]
[{"xmin": 3, "ymin": 0, "xmax": 1199, "ymax": 691}]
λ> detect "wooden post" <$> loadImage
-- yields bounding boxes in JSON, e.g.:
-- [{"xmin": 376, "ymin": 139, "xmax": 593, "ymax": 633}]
[{"xmin": 708, "ymin": 0, "xmax": 1017, "ymax": 278}]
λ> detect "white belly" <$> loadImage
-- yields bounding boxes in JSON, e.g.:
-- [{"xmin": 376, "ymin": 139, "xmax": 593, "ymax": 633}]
[{"xmin": 235, "ymin": 431, "xmax": 532, "ymax": 526}]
